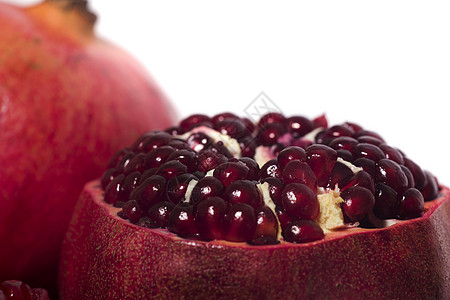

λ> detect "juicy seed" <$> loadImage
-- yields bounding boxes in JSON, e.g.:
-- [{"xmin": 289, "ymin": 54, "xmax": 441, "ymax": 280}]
[
  {"xmin": 223, "ymin": 180, "xmax": 263, "ymax": 208},
  {"xmin": 194, "ymin": 196, "xmax": 228, "ymax": 241},
  {"xmin": 213, "ymin": 162, "xmax": 249, "ymax": 187},
  {"xmin": 398, "ymin": 188, "xmax": 424, "ymax": 219},
  {"xmin": 168, "ymin": 203, "xmax": 198, "ymax": 238},
  {"xmin": 341, "ymin": 186, "xmax": 375, "ymax": 222},
  {"xmin": 282, "ymin": 183, "xmax": 319, "ymax": 220},
  {"xmin": 282, "ymin": 220, "xmax": 324, "ymax": 243},
  {"xmin": 281, "ymin": 160, "xmax": 317, "ymax": 192},
  {"xmin": 223, "ymin": 203, "xmax": 257, "ymax": 242}
]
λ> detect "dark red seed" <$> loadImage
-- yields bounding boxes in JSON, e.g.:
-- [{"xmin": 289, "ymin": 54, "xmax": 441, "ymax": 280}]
[
  {"xmin": 121, "ymin": 171, "xmax": 142, "ymax": 201},
  {"xmin": 187, "ymin": 132, "xmax": 212, "ymax": 152},
  {"xmin": 141, "ymin": 132, "xmax": 173, "ymax": 152},
  {"xmin": 398, "ymin": 188, "xmax": 424, "ymax": 219},
  {"xmin": 373, "ymin": 183, "xmax": 399, "ymax": 219},
  {"xmin": 214, "ymin": 118, "xmax": 250, "ymax": 140},
  {"xmin": 167, "ymin": 138, "xmax": 191, "ymax": 150},
  {"xmin": 275, "ymin": 206, "xmax": 293, "ymax": 229},
  {"xmin": 121, "ymin": 200, "xmax": 143, "ymax": 223},
  {"xmin": 320, "ymin": 125, "xmax": 354, "ymax": 144},
  {"xmin": 336, "ymin": 149, "xmax": 354, "ymax": 162},
  {"xmin": 421, "ymin": 171, "xmax": 439, "ymax": 201},
  {"xmin": 213, "ymin": 162, "xmax": 249, "ymax": 187},
  {"xmin": 223, "ymin": 203, "xmax": 257, "ymax": 242},
  {"xmin": 306, "ymin": 144, "xmax": 337, "ymax": 187},
  {"xmin": 375, "ymin": 158, "xmax": 409, "ymax": 193},
  {"xmin": 277, "ymin": 146, "xmax": 307, "ymax": 171},
  {"xmin": 190, "ymin": 176, "xmax": 224, "ymax": 204},
  {"xmin": 147, "ymin": 201, "xmax": 175, "ymax": 228},
  {"xmin": 168, "ymin": 203, "xmax": 198, "ymax": 238},
  {"xmin": 167, "ymin": 173, "xmax": 198, "ymax": 204},
  {"xmin": 282, "ymin": 160, "xmax": 317, "ymax": 192},
  {"xmin": 130, "ymin": 132, "xmax": 155, "ymax": 151},
  {"xmin": 341, "ymin": 186, "xmax": 375, "ymax": 222},
  {"xmin": 194, "ymin": 196, "xmax": 228, "ymax": 241},
  {"xmin": 104, "ymin": 174, "xmax": 125, "ymax": 204},
  {"xmin": 353, "ymin": 130, "xmax": 384, "ymax": 142},
  {"xmin": 354, "ymin": 143, "xmax": 385, "ymax": 162},
  {"xmin": 156, "ymin": 160, "xmax": 188, "ymax": 180},
  {"xmin": 260, "ymin": 159, "xmax": 282, "ymax": 179},
  {"xmin": 179, "ymin": 114, "xmax": 212, "ymax": 131},
  {"xmin": 379, "ymin": 144, "xmax": 404, "ymax": 165},
  {"xmin": 165, "ymin": 126, "xmax": 185, "ymax": 136},
  {"xmin": 328, "ymin": 136, "xmax": 359, "ymax": 153},
  {"xmin": 239, "ymin": 136, "xmax": 257, "ymax": 158},
  {"xmin": 257, "ymin": 123, "xmax": 286, "ymax": 146},
  {"xmin": 241, "ymin": 117, "xmax": 256, "ymax": 135},
  {"xmin": 356, "ymin": 136, "xmax": 384, "ymax": 146},
  {"xmin": 139, "ymin": 168, "xmax": 157, "ymax": 184},
  {"xmin": 282, "ymin": 220, "xmax": 324, "ymax": 243},
  {"xmin": 401, "ymin": 165, "xmax": 415, "ymax": 189},
  {"xmin": 101, "ymin": 168, "xmax": 116, "ymax": 190},
  {"xmin": 166, "ymin": 149, "xmax": 198, "ymax": 172},
  {"xmin": 130, "ymin": 175, "xmax": 167, "ymax": 210},
  {"xmin": 327, "ymin": 162, "xmax": 354, "ymax": 190},
  {"xmin": 261, "ymin": 177, "xmax": 285, "ymax": 206},
  {"xmin": 206, "ymin": 141, "xmax": 233, "ymax": 158},
  {"xmin": 353, "ymin": 157, "xmax": 377, "ymax": 177},
  {"xmin": 114, "ymin": 152, "xmax": 136, "ymax": 174},
  {"xmin": 403, "ymin": 157, "xmax": 426, "ymax": 190},
  {"xmin": 254, "ymin": 206, "xmax": 279, "ymax": 240},
  {"xmin": 344, "ymin": 121, "xmax": 363, "ymax": 133},
  {"xmin": 211, "ymin": 112, "xmax": 239, "ymax": 126},
  {"xmin": 196, "ymin": 149, "xmax": 228, "ymax": 173},
  {"xmin": 342, "ymin": 170, "xmax": 375, "ymax": 194},
  {"xmin": 258, "ymin": 112, "xmax": 286, "ymax": 127},
  {"xmin": 223, "ymin": 180, "xmax": 263, "ymax": 208},
  {"xmin": 144, "ymin": 146, "xmax": 176, "ymax": 169},
  {"xmin": 282, "ymin": 183, "xmax": 319, "ymax": 220},
  {"xmin": 123, "ymin": 153, "xmax": 147, "ymax": 174},
  {"xmin": 286, "ymin": 115, "xmax": 313, "ymax": 137},
  {"xmin": 107, "ymin": 148, "xmax": 133, "ymax": 168}
]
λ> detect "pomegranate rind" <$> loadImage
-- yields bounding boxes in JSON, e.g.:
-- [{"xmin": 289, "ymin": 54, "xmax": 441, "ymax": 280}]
[{"xmin": 59, "ymin": 180, "xmax": 450, "ymax": 299}]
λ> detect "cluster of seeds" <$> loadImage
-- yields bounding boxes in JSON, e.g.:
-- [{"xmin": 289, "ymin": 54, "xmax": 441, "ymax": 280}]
[{"xmin": 101, "ymin": 112, "xmax": 440, "ymax": 245}]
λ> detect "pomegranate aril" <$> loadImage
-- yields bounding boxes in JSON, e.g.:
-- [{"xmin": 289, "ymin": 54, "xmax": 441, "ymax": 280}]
[
  {"xmin": 306, "ymin": 144, "xmax": 337, "ymax": 187},
  {"xmin": 319, "ymin": 125, "xmax": 354, "ymax": 144},
  {"xmin": 261, "ymin": 177, "xmax": 285, "ymax": 206},
  {"xmin": 194, "ymin": 196, "xmax": 228, "ymax": 241},
  {"xmin": 223, "ymin": 203, "xmax": 257, "ymax": 242},
  {"xmin": 141, "ymin": 132, "xmax": 173, "ymax": 152},
  {"xmin": 275, "ymin": 206, "xmax": 293, "ymax": 229},
  {"xmin": 237, "ymin": 157, "xmax": 260, "ymax": 181},
  {"xmin": 342, "ymin": 170, "xmax": 375, "ymax": 194},
  {"xmin": 341, "ymin": 186, "xmax": 375, "ymax": 222},
  {"xmin": 282, "ymin": 183, "xmax": 319, "ymax": 220},
  {"xmin": 114, "ymin": 152, "xmax": 135, "ymax": 174},
  {"xmin": 121, "ymin": 200, "xmax": 143, "ymax": 223},
  {"xmin": 356, "ymin": 135, "xmax": 384, "ymax": 146},
  {"xmin": 257, "ymin": 123, "xmax": 286, "ymax": 146},
  {"xmin": 223, "ymin": 180, "xmax": 263, "ymax": 209},
  {"xmin": 277, "ymin": 146, "xmax": 307, "ymax": 171},
  {"xmin": 373, "ymin": 183, "xmax": 399, "ymax": 219},
  {"xmin": 353, "ymin": 143, "xmax": 385, "ymax": 162},
  {"xmin": 258, "ymin": 112, "xmax": 286, "ymax": 127},
  {"xmin": 104, "ymin": 174, "xmax": 125, "ymax": 204},
  {"xmin": 282, "ymin": 220, "xmax": 324, "ymax": 243},
  {"xmin": 130, "ymin": 175, "xmax": 167, "ymax": 210},
  {"xmin": 167, "ymin": 138, "xmax": 192, "ymax": 150},
  {"xmin": 101, "ymin": 168, "xmax": 116, "ymax": 190},
  {"xmin": 123, "ymin": 153, "xmax": 147, "ymax": 174},
  {"xmin": 179, "ymin": 114, "xmax": 212, "ymax": 131},
  {"xmin": 147, "ymin": 201, "xmax": 175, "ymax": 228},
  {"xmin": 260, "ymin": 159, "xmax": 282, "ymax": 179},
  {"xmin": 241, "ymin": 117, "xmax": 256, "ymax": 135},
  {"xmin": 379, "ymin": 144, "xmax": 404, "ymax": 165},
  {"xmin": 375, "ymin": 158, "xmax": 409, "ymax": 193},
  {"xmin": 398, "ymin": 188, "xmax": 424, "ymax": 219},
  {"xmin": 327, "ymin": 161, "xmax": 354, "ymax": 190},
  {"xmin": 167, "ymin": 173, "xmax": 198, "ymax": 204},
  {"xmin": 336, "ymin": 149, "xmax": 354, "ymax": 162},
  {"xmin": 187, "ymin": 132, "xmax": 212, "ymax": 152},
  {"xmin": 403, "ymin": 157, "xmax": 426, "ymax": 190},
  {"xmin": 206, "ymin": 141, "xmax": 233, "ymax": 158},
  {"xmin": 165, "ymin": 126, "xmax": 185, "ymax": 136},
  {"xmin": 254, "ymin": 206, "xmax": 279, "ymax": 240},
  {"xmin": 286, "ymin": 115, "xmax": 313, "ymax": 137},
  {"xmin": 281, "ymin": 160, "xmax": 317, "ymax": 192},
  {"xmin": 139, "ymin": 168, "xmax": 157, "ymax": 184},
  {"xmin": 421, "ymin": 171, "xmax": 439, "ymax": 201},
  {"xmin": 353, "ymin": 157, "xmax": 377, "ymax": 177},
  {"xmin": 144, "ymin": 146, "xmax": 176, "ymax": 169},
  {"xmin": 239, "ymin": 137, "xmax": 257, "ymax": 158},
  {"xmin": 344, "ymin": 121, "xmax": 363, "ymax": 133},
  {"xmin": 214, "ymin": 118, "xmax": 250, "ymax": 140},
  {"xmin": 166, "ymin": 149, "xmax": 198, "ymax": 172},
  {"xmin": 328, "ymin": 136, "xmax": 358, "ymax": 153},
  {"xmin": 190, "ymin": 176, "xmax": 224, "ymax": 204},
  {"xmin": 401, "ymin": 165, "xmax": 415, "ymax": 189},
  {"xmin": 156, "ymin": 160, "xmax": 188, "ymax": 180},
  {"xmin": 107, "ymin": 148, "xmax": 133, "ymax": 168},
  {"xmin": 196, "ymin": 149, "xmax": 228, "ymax": 173},
  {"xmin": 168, "ymin": 203, "xmax": 198, "ymax": 238},
  {"xmin": 213, "ymin": 162, "xmax": 249, "ymax": 187},
  {"xmin": 353, "ymin": 129, "xmax": 384, "ymax": 142},
  {"xmin": 121, "ymin": 171, "xmax": 142, "ymax": 200},
  {"xmin": 211, "ymin": 112, "xmax": 238, "ymax": 126}
]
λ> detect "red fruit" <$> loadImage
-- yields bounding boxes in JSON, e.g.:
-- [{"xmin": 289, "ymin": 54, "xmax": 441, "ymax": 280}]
[
  {"xmin": 282, "ymin": 220, "xmax": 325, "ymax": 243},
  {"xmin": 0, "ymin": 280, "xmax": 49, "ymax": 300},
  {"xmin": 0, "ymin": 0, "xmax": 175, "ymax": 292}
]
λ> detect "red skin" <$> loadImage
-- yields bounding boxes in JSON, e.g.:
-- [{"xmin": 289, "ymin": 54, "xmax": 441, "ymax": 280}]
[
  {"xmin": 0, "ymin": 1, "xmax": 176, "ymax": 294},
  {"xmin": 60, "ymin": 180, "xmax": 450, "ymax": 299}
]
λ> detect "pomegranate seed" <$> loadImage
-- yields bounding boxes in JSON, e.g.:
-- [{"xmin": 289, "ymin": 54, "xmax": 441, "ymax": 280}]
[
  {"xmin": 306, "ymin": 144, "xmax": 337, "ymax": 187},
  {"xmin": 214, "ymin": 118, "xmax": 250, "ymax": 140},
  {"xmin": 167, "ymin": 173, "xmax": 198, "ymax": 204},
  {"xmin": 101, "ymin": 168, "xmax": 116, "ymax": 190},
  {"xmin": 194, "ymin": 196, "xmax": 228, "ymax": 241},
  {"xmin": 107, "ymin": 148, "xmax": 133, "ymax": 168},
  {"xmin": 379, "ymin": 143, "xmax": 404, "ymax": 165},
  {"xmin": 196, "ymin": 149, "xmax": 228, "ymax": 173},
  {"xmin": 121, "ymin": 200, "xmax": 144, "ymax": 223},
  {"xmin": 156, "ymin": 160, "xmax": 188, "ymax": 180},
  {"xmin": 258, "ymin": 112, "xmax": 286, "ymax": 127},
  {"xmin": 121, "ymin": 171, "xmax": 142, "ymax": 201},
  {"xmin": 130, "ymin": 175, "xmax": 167, "ymax": 210},
  {"xmin": 282, "ymin": 183, "xmax": 320, "ymax": 220},
  {"xmin": 281, "ymin": 160, "xmax": 317, "ymax": 192},
  {"xmin": 206, "ymin": 141, "xmax": 233, "ymax": 158},
  {"xmin": 213, "ymin": 162, "xmax": 249, "ymax": 187},
  {"xmin": 403, "ymin": 157, "xmax": 426, "ymax": 190},
  {"xmin": 166, "ymin": 149, "xmax": 198, "ymax": 172},
  {"xmin": 327, "ymin": 162, "xmax": 354, "ymax": 190},
  {"xmin": 421, "ymin": 171, "xmax": 439, "ymax": 201},
  {"xmin": 373, "ymin": 183, "xmax": 399, "ymax": 219},
  {"xmin": 398, "ymin": 188, "xmax": 424, "ymax": 219},
  {"xmin": 144, "ymin": 146, "xmax": 176, "ymax": 169},
  {"xmin": 141, "ymin": 132, "xmax": 173, "ymax": 152},
  {"xmin": 286, "ymin": 115, "xmax": 313, "ymax": 137},
  {"xmin": 282, "ymin": 220, "xmax": 324, "ymax": 243},
  {"xmin": 320, "ymin": 125, "xmax": 354, "ymax": 144},
  {"xmin": 104, "ymin": 174, "xmax": 125, "ymax": 204},
  {"xmin": 328, "ymin": 136, "xmax": 359, "ymax": 153},
  {"xmin": 342, "ymin": 170, "xmax": 375, "ymax": 194},
  {"xmin": 147, "ymin": 201, "xmax": 175, "ymax": 228},
  {"xmin": 239, "ymin": 136, "xmax": 257, "ymax": 158},
  {"xmin": 167, "ymin": 138, "xmax": 191, "ymax": 150},
  {"xmin": 275, "ymin": 206, "xmax": 293, "ymax": 229},
  {"xmin": 190, "ymin": 176, "xmax": 224, "ymax": 204},
  {"xmin": 277, "ymin": 146, "xmax": 307, "ymax": 171},
  {"xmin": 401, "ymin": 165, "xmax": 415, "ymax": 189},
  {"xmin": 223, "ymin": 203, "xmax": 257, "ymax": 242},
  {"xmin": 187, "ymin": 132, "xmax": 212, "ymax": 152},
  {"xmin": 353, "ymin": 157, "xmax": 377, "ymax": 177},
  {"xmin": 336, "ymin": 149, "xmax": 354, "ymax": 162},
  {"xmin": 211, "ymin": 112, "xmax": 238, "ymax": 126},
  {"xmin": 130, "ymin": 132, "xmax": 154, "ymax": 151},
  {"xmin": 123, "ymin": 153, "xmax": 146, "ymax": 175},
  {"xmin": 353, "ymin": 130, "xmax": 384, "ymax": 142},
  {"xmin": 179, "ymin": 114, "xmax": 212, "ymax": 131},
  {"xmin": 223, "ymin": 180, "xmax": 263, "ymax": 209},
  {"xmin": 114, "ymin": 152, "xmax": 135, "ymax": 174},
  {"xmin": 139, "ymin": 168, "xmax": 157, "ymax": 184},
  {"xmin": 165, "ymin": 126, "xmax": 185, "ymax": 136},
  {"xmin": 354, "ymin": 143, "xmax": 385, "ymax": 162},
  {"xmin": 375, "ymin": 158, "xmax": 409, "ymax": 193},
  {"xmin": 344, "ymin": 121, "xmax": 363, "ymax": 133},
  {"xmin": 261, "ymin": 177, "xmax": 285, "ymax": 206},
  {"xmin": 241, "ymin": 117, "xmax": 256, "ymax": 135},
  {"xmin": 254, "ymin": 206, "xmax": 279, "ymax": 240},
  {"xmin": 356, "ymin": 135, "xmax": 384, "ymax": 146},
  {"xmin": 260, "ymin": 159, "xmax": 282, "ymax": 179},
  {"xmin": 341, "ymin": 186, "xmax": 375, "ymax": 222},
  {"xmin": 168, "ymin": 203, "xmax": 198, "ymax": 238},
  {"xmin": 257, "ymin": 123, "xmax": 286, "ymax": 146}
]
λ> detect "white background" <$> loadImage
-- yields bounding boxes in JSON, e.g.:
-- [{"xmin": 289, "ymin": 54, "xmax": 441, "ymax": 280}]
[{"xmin": 6, "ymin": 0, "xmax": 450, "ymax": 186}]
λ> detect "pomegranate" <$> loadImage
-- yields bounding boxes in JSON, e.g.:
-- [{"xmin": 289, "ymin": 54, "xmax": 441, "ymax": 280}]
[
  {"xmin": 0, "ymin": 280, "xmax": 49, "ymax": 300},
  {"xmin": 0, "ymin": 0, "xmax": 176, "ymax": 294},
  {"xmin": 60, "ymin": 113, "xmax": 449, "ymax": 299}
]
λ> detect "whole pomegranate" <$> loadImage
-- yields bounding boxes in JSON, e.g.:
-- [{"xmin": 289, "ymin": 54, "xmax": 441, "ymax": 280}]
[
  {"xmin": 60, "ymin": 112, "xmax": 450, "ymax": 299},
  {"xmin": 0, "ymin": 0, "xmax": 176, "ymax": 294}
]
